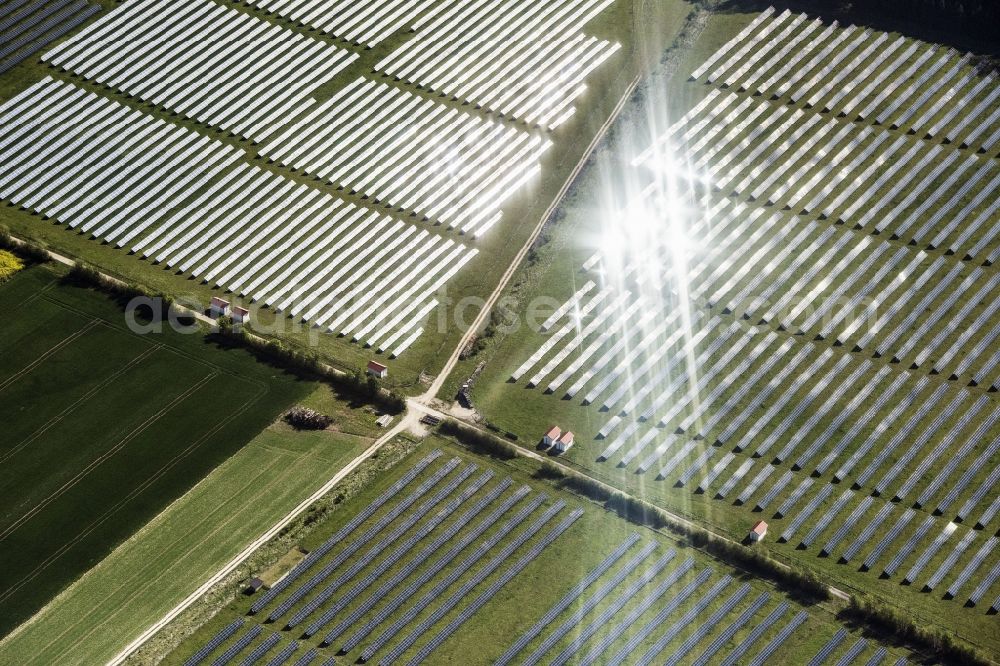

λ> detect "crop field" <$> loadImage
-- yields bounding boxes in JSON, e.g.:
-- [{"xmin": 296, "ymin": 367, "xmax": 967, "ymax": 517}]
[
  {"xmin": 0, "ymin": 262, "xmax": 314, "ymax": 636},
  {"xmin": 0, "ymin": 0, "xmax": 690, "ymax": 388},
  {"xmin": 460, "ymin": 5, "xmax": 1000, "ymax": 656},
  {"xmin": 0, "ymin": 404, "xmax": 376, "ymax": 666},
  {"xmin": 162, "ymin": 435, "xmax": 917, "ymax": 666}
]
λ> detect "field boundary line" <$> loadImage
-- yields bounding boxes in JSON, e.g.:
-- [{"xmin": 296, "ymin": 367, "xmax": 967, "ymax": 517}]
[
  {"xmin": 407, "ymin": 399, "xmax": 852, "ymax": 601},
  {"xmin": 3, "ymin": 371, "xmax": 277, "ymax": 652},
  {"xmin": 30, "ymin": 455, "xmax": 292, "ymax": 665},
  {"xmin": 1, "ymin": 277, "xmax": 58, "ymax": 316},
  {"xmin": 106, "ymin": 419, "xmax": 408, "ymax": 666},
  {"xmin": 0, "ymin": 370, "xmax": 272, "ymax": 610},
  {"xmin": 47, "ymin": 446, "xmax": 338, "ymax": 665}
]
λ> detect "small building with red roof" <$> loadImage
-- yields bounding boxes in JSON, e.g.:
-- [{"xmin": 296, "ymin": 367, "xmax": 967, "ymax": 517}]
[
  {"xmin": 209, "ymin": 296, "xmax": 230, "ymax": 318},
  {"xmin": 749, "ymin": 520, "xmax": 768, "ymax": 542},
  {"xmin": 543, "ymin": 426, "xmax": 562, "ymax": 447},
  {"xmin": 367, "ymin": 360, "xmax": 388, "ymax": 379},
  {"xmin": 553, "ymin": 431, "xmax": 574, "ymax": 453}
]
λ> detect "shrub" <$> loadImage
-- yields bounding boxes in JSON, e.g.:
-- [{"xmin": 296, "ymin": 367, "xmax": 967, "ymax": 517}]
[
  {"xmin": 534, "ymin": 462, "xmax": 566, "ymax": 480},
  {"xmin": 0, "ymin": 226, "xmax": 51, "ymax": 264},
  {"xmin": 64, "ymin": 261, "xmax": 173, "ymax": 318},
  {"xmin": 213, "ymin": 325, "xmax": 406, "ymax": 415},
  {"xmin": 437, "ymin": 419, "xmax": 518, "ymax": 459},
  {"xmin": 284, "ymin": 406, "xmax": 333, "ymax": 430},
  {"xmin": 539, "ymin": 462, "xmax": 831, "ymax": 603},
  {"xmin": 840, "ymin": 596, "xmax": 991, "ymax": 666},
  {"xmin": 0, "ymin": 249, "xmax": 24, "ymax": 282}
]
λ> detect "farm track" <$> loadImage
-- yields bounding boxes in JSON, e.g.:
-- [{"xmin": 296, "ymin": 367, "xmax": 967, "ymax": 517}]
[
  {"xmin": 424, "ymin": 73, "xmax": 643, "ymax": 403},
  {"xmin": 0, "ymin": 358, "xmax": 270, "ymax": 611},
  {"xmin": 103, "ymin": 63, "xmax": 643, "ymax": 666},
  {"xmin": 105, "ymin": 417, "xmax": 410, "ymax": 666}
]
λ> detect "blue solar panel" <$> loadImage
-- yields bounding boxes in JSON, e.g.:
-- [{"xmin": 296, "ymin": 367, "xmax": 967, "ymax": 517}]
[
  {"xmin": 184, "ymin": 618, "xmax": 245, "ymax": 666},
  {"xmin": 249, "ymin": 451, "xmax": 441, "ymax": 615},
  {"xmin": 495, "ymin": 533, "xmax": 641, "ymax": 666}
]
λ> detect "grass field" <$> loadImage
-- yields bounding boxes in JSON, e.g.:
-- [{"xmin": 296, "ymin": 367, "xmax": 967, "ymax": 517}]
[
  {"xmin": 0, "ymin": 406, "xmax": 376, "ymax": 666},
  {"xmin": 160, "ymin": 434, "xmax": 917, "ymax": 666},
  {"xmin": 447, "ymin": 5, "xmax": 1000, "ymax": 658},
  {"xmin": 0, "ymin": 0, "xmax": 693, "ymax": 391},
  {"xmin": 0, "ymin": 262, "xmax": 320, "ymax": 637}
]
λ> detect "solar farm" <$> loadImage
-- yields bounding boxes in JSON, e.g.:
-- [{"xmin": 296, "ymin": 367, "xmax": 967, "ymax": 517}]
[
  {"xmin": 0, "ymin": 0, "xmax": 652, "ymax": 381},
  {"xmin": 2, "ymin": 0, "xmax": 1000, "ymax": 664},
  {"xmin": 162, "ymin": 439, "xmax": 916, "ymax": 666},
  {"xmin": 463, "ymin": 3, "xmax": 1000, "ymax": 658}
]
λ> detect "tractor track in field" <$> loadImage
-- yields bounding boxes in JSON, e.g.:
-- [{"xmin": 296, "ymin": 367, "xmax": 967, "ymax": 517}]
[{"xmin": 0, "ymin": 372, "xmax": 217, "ymax": 542}]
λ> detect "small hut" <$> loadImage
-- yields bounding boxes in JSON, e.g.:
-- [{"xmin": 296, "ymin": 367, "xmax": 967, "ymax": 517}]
[{"xmin": 367, "ymin": 360, "xmax": 388, "ymax": 378}]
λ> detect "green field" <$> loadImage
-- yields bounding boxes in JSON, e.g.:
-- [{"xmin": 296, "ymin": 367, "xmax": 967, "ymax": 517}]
[
  {"xmin": 0, "ymin": 411, "xmax": 375, "ymax": 666},
  {"xmin": 0, "ymin": 0, "xmax": 693, "ymax": 391},
  {"xmin": 161, "ymin": 434, "xmax": 917, "ymax": 666},
  {"xmin": 0, "ymin": 263, "xmax": 318, "ymax": 636},
  {"xmin": 446, "ymin": 6, "xmax": 1000, "ymax": 659}
]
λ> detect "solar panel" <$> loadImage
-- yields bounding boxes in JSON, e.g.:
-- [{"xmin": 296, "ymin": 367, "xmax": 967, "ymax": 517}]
[
  {"xmin": 376, "ymin": 504, "xmax": 580, "ymax": 665},
  {"xmin": 841, "ymin": 502, "xmax": 894, "ymax": 562},
  {"xmin": 808, "ymin": 628, "xmax": 848, "ymax": 666},
  {"xmin": 330, "ymin": 486, "xmax": 535, "ymax": 649},
  {"xmin": 184, "ymin": 618, "xmax": 245, "ymax": 666},
  {"xmin": 239, "ymin": 633, "xmax": 281, "ymax": 666},
  {"xmin": 969, "ymin": 558, "xmax": 1000, "ymax": 605},
  {"xmin": 578, "ymin": 561, "xmax": 702, "ymax": 666},
  {"xmin": 776, "ymin": 476, "xmax": 815, "ymax": 518},
  {"xmin": 264, "ymin": 641, "xmax": 298, "ymax": 666},
  {"xmin": 925, "ymin": 529, "xmax": 976, "ymax": 590},
  {"xmin": 818, "ymin": 494, "xmax": 871, "ymax": 555},
  {"xmin": 756, "ymin": 469, "xmax": 794, "ymax": 510},
  {"xmin": 863, "ymin": 646, "xmax": 888, "ymax": 666},
  {"xmin": 538, "ymin": 551, "xmax": 684, "ymax": 666},
  {"xmin": 402, "ymin": 508, "xmax": 585, "ymax": 665},
  {"xmin": 303, "ymin": 477, "xmax": 513, "ymax": 639},
  {"xmin": 495, "ymin": 533, "xmax": 642, "ymax": 666},
  {"xmin": 904, "ymin": 522, "xmax": 957, "ymax": 584},
  {"xmin": 719, "ymin": 601, "xmax": 789, "ymax": 666},
  {"xmin": 746, "ymin": 611, "xmax": 809, "ymax": 666},
  {"xmin": 662, "ymin": 582, "xmax": 753, "ymax": 666},
  {"xmin": 800, "ymin": 489, "xmax": 854, "ymax": 548},
  {"xmin": 281, "ymin": 463, "xmax": 482, "ymax": 628},
  {"xmin": 211, "ymin": 626, "xmax": 262, "ymax": 666},
  {"xmin": 946, "ymin": 536, "xmax": 998, "ymax": 599},
  {"xmin": 936, "ymin": 435, "xmax": 1000, "ymax": 515},
  {"xmin": 690, "ymin": 592, "xmax": 770, "ymax": 666},
  {"xmin": 834, "ymin": 639, "xmax": 867, "ymax": 666},
  {"xmin": 356, "ymin": 496, "xmax": 556, "ymax": 659},
  {"xmin": 875, "ymin": 511, "xmax": 922, "ymax": 575},
  {"xmin": 515, "ymin": 541, "xmax": 660, "ymax": 666},
  {"xmin": 268, "ymin": 457, "xmax": 464, "ymax": 622},
  {"xmin": 250, "ymin": 451, "xmax": 440, "ymax": 614},
  {"xmin": 781, "ymin": 484, "xmax": 833, "ymax": 542},
  {"xmin": 291, "ymin": 648, "xmax": 318, "ymax": 666}
]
